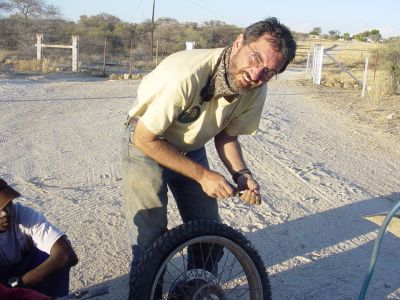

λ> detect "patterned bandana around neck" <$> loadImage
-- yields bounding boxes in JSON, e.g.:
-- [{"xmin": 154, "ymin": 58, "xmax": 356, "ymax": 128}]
[{"xmin": 200, "ymin": 46, "xmax": 240, "ymax": 103}]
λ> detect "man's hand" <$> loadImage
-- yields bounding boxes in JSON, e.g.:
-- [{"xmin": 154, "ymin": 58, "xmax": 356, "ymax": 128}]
[
  {"xmin": 199, "ymin": 169, "xmax": 236, "ymax": 199},
  {"xmin": 214, "ymin": 132, "xmax": 261, "ymax": 204},
  {"xmin": 236, "ymin": 173, "xmax": 261, "ymax": 205}
]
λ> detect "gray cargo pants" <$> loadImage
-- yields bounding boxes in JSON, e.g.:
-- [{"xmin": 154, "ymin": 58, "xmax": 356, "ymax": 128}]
[{"xmin": 121, "ymin": 123, "xmax": 221, "ymax": 278}]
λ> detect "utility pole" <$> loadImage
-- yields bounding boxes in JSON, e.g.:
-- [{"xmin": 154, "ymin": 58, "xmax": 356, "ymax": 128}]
[
  {"xmin": 102, "ymin": 37, "xmax": 107, "ymax": 77},
  {"xmin": 151, "ymin": 0, "xmax": 155, "ymax": 61}
]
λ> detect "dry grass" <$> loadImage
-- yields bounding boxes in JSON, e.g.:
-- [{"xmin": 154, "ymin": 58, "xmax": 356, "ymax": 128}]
[
  {"xmin": 0, "ymin": 50, "xmax": 16, "ymax": 63},
  {"xmin": 13, "ymin": 59, "xmax": 59, "ymax": 73}
]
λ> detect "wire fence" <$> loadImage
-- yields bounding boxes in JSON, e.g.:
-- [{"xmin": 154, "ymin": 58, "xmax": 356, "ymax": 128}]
[
  {"xmin": 0, "ymin": 34, "xmax": 164, "ymax": 76},
  {"xmin": 0, "ymin": 36, "xmax": 394, "ymax": 98}
]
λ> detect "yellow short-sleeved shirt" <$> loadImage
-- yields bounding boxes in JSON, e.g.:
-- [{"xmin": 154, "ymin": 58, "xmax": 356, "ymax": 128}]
[{"xmin": 128, "ymin": 48, "xmax": 267, "ymax": 152}]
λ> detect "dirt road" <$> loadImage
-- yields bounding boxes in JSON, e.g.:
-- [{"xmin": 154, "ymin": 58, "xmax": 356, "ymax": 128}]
[{"xmin": 0, "ymin": 69, "xmax": 399, "ymax": 299}]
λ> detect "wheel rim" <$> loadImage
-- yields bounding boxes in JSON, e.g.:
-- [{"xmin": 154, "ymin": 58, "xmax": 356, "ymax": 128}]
[{"xmin": 150, "ymin": 235, "xmax": 264, "ymax": 300}]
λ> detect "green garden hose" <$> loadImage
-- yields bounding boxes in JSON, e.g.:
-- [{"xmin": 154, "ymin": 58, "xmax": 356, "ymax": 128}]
[{"xmin": 358, "ymin": 200, "xmax": 400, "ymax": 300}]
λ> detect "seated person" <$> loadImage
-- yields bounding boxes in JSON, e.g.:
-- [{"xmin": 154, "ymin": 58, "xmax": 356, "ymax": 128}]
[{"xmin": 0, "ymin": 178, "xmax": 78, "ymax": 298}]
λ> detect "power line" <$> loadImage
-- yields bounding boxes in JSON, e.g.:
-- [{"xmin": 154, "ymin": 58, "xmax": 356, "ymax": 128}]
[
  {"xmin": 151, "ymin": 0, "xmax": 155, "ymax": 58},
  {"xmin": 186, "ymin": 0, "xmax": 234, "ymax": 24},
  {"xmin": 130, "ymin": 0, "xmax": 146, "ymax": 21}
]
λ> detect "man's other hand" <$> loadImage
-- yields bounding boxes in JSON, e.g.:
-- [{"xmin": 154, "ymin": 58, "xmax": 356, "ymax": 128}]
[{"xmin": 236, "ymin": 173, "xmax": 261, "ymax": 205}]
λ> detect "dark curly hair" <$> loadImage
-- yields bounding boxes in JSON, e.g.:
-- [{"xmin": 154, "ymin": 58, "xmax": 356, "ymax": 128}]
[{"xmin": 243, "ymin": 17, "xmax": 297, "ymax": 73}]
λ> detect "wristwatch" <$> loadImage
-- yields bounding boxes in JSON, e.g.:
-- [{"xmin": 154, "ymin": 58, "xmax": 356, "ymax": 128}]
[
  {"xmin": 8, "ymin": 276, "xmax": 20, "ymax": 288},
  {"xmin": 232, "ymin": 168, "xmax": 252, "ymax": 184}
]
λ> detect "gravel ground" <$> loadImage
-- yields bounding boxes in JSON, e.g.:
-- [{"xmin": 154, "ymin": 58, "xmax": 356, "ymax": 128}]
[{"xmin": 0, "ymin": 68, "xmax": 399, "ymax": 299}]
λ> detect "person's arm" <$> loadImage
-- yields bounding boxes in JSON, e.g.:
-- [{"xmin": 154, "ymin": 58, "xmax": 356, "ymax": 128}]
[
  {"xmin": 134, "ymin": 120, "xmax": 235, "ymax": 199},
  {"xmin": 20, "ymin": 236, "xmax": 78, "ymax": 288},
  {"xmin": 214, "ymin": 131, "xmax": 261, "ymax": 205}
]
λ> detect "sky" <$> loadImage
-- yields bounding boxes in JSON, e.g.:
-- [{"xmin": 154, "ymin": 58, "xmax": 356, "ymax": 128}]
[{"xmin": 49, "ymin": 0, "xmax": 400, "ymax": 38}]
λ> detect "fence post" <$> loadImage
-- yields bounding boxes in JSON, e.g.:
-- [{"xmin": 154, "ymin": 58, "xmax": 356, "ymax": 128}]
[
  {"xmin": 155, "ymin": 40, "xmax": 159, "ymax": 67},
  {"xmin": 362, "ymin": 57, "xmax": 369, "ymax": 98},
  {"xmin": 36, "ymin": 34, "xmax": 43, "ymax": 61},
  {"xmin": 372, "ymin": 51, "xmax": 378, "ymax": 89},
  {"xmin": 305, "ymin": 50, "xmax": 311, "ymax": 74},
  {"xmin": 312, "ymin": 45, "xmax": 324, "ymax": 85},
  {"xmin": 102, "ymin": 37, "xmax": 107, "ymax": 76},
  {"xmin": 129, "ymin": 39, "xmax": 133, "ymax": 74},
  {"xmin": 72, "ymin": 36, "xmax": 79, "ymax": 72}
]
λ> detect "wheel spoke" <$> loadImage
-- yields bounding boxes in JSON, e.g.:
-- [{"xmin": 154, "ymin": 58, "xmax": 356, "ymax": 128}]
[
  {"xmin": 223, "ymin": 274, "xmax": 250, "ymax": 298},
  {"xmin": 218, "ymin": 253, "xmax": 238, "ymax": 283}
]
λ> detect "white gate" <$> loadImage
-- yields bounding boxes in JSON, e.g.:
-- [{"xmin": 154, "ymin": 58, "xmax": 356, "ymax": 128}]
[
  {"xmin": 35, "ymin": 34, "xmax": 79, "ymax": 72},
  {"xmin": 306, "ymin": 44, "xmax": 369, "ymax": 97}
]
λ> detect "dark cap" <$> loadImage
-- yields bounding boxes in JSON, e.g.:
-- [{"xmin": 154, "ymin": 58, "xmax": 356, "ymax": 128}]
[{"xmin": 0, "ymin": 179, "xmax": 21, "ymax": 211}]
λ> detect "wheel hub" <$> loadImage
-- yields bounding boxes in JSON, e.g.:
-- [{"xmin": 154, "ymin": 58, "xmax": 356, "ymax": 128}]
[
  {"xmin": 168, "ymin": 269, "xmax": 224, "ymax": 300},
  {"xmin": 192, "ymin": 283, "xmax": 226, "ymax": 300}
]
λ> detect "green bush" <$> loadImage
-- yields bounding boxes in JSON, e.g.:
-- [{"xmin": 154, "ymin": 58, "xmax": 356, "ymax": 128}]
[{"xmin": 380, "ymin": 41, "xmax": 400, "ymax": 95}]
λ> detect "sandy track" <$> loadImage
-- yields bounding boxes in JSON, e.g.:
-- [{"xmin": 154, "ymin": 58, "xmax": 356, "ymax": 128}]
[{"xmin": 0, "ymin": 70, "xmax": 399, "ymax": 299}]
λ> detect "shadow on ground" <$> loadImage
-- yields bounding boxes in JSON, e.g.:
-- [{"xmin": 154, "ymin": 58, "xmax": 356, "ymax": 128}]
[
  {"xmin": 245, "ymin": 192, "xmax": 400, "ymax": 299},
  {"xmin": 65, "ymin": 192, "xmax": 400, "ymax": 300}
]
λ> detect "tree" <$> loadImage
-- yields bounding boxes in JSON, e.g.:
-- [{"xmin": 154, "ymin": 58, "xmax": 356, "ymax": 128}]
[
  {"xmin": 309, "ymin": 27, "xmax": 321, "ymax": 36},
  {"xmin": 328, "ymin": 30, "xmax": 339, "ymax": 37},
  {"xmin": 1, "ymin": 0, "xmax": 61, "ymax": 46},
  {"xmin": 203, "ymin": 20, "xmax": 226, "ymax": 27},
  {"xmin": 76, "ymin": 13, "xmax": 122, "ymax": 37},
  {"xmin": 4, "ymin": 0, "xmax": 59, "ymax": 21},
  {"xmin": 0, "ymin": 18, "xmax": 19, "ymax": 49},
  {"xmin": 154, "ymin": 22, "xmax": 186, "ymax": 55},
  {"xmin": 369, "ymin": 29, "xmax": 382, "ymax": 42},
  {"xmin": 201, "ymin": 24, "xmax": 241, "ymax": 48},
  {"xmin": 156, "ymin": 17, "xmax": 178, "ymax": 25},
  {"xmin": 184, "ymin": 26, "xmax": 206, "ymax": 48},
  {"xmin": 353, "ymin": 29, "xmax": 381, "ymax": 42},
  {"xmin": 342, "ymin": 32, "xmax": 351, "ymax": 41}
]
